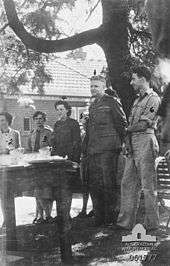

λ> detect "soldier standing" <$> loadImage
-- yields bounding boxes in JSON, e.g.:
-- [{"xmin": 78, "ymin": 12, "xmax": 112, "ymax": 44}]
[
  {"xmin": 86, "ymin": 74, "xmax": 127, "ymax": 226},
  {"xmin": 117, "ymin": 66, "xmax": 160, "ymax": 231}
]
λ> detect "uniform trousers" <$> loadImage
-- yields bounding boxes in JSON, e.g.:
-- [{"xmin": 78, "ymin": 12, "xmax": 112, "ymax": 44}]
[
  {"xmin": 88, "ymin": 151, "xmax": 119, "ymax": 224},
  {"xmin": 117, "ymin": 133, "xmax": 159, "ymax": 230}
]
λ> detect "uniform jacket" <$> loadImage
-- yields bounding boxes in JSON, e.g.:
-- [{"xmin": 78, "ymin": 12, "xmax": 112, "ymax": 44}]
[
  {"xmin": 51, "ymin": 117, "xmax": 81, "ymax": 163},
  {"xmin": 129, "ymin": 88, "xmax": 160, "ymax": 134},
  {"xmin": 0, "ymin": 128, "xmax": 21, "ymax": 152},
  {"xmin": 86, "ymin": 93, "xmax": 127, "ymax": 155},
  {"xmin": 26, "ymin": 125, "xmax": 52, "ymax": 152}
]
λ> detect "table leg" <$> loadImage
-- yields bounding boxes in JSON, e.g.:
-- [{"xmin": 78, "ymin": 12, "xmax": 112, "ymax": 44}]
[
  {"xmin": 3, "ymin": 179, "xmax": 17, "ymax": 251},
  {"xmin": 56, "ymin": 170, "xmax": 72, "ymax": 264}
]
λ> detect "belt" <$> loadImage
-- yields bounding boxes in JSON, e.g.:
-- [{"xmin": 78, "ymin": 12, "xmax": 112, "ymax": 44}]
[{"xmin": 132, "ymin": 128, "xmax": 155, "ymax": 136}]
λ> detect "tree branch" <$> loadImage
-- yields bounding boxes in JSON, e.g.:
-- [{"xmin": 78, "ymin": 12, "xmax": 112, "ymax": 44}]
[
  {"xmin": 85, "ymin": 0, "xmax": 101, "ymax": 22},
  {"xmin": 0, "ymin": 23, "xmax": 9, "ymax": 34},
  {"xmin": 3, "ymin": 0, "xmax": 102, "ymax": 53}
]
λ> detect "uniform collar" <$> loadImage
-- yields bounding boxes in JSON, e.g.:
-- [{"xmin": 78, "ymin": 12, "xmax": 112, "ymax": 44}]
[
  {"xmin": 93, "ymin": 93, "xmax": 106, "ymax": 104},
  {"xmin": 137, "ymin": 88, "xmax": 153, "ymax": 100},
  {"xmin": 34, "ymin": 126, "xmax": 44, "ymax": 133}
]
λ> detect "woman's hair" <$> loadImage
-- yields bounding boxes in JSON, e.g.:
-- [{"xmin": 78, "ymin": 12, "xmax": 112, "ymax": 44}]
[
  {"xmin": 54, "ymin": 100, "xmax": 72, "ymax": 117},
  {"xmin": 0, "ymin": 112, "xmax": 13, "ymax": 126},
  {"xmin": 33, "ymin": 111, "xmax": 47, "ymax": 121}
]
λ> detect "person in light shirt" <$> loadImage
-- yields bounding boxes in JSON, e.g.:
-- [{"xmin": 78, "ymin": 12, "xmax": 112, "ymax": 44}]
[
  {"xmin": 26, "ymin": 111, "xmax": 53, "ymax": 224},
  {"xmin": 0, "ymin": 111, "xmax": 21, "ymax": 228},
  {"xmin": 0, "ymin": 112, "xmax": 21, "ymax": 154}
]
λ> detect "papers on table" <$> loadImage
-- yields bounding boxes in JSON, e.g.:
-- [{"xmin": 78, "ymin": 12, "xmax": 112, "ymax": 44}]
[{"xmin": 0, "ymin": 153, "xmax": 67, "ymax": 167}]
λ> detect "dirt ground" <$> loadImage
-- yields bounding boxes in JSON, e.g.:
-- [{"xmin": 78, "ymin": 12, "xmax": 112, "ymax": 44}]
[{"xmin": 1, "ymin": 195, "xmax": 170, "ymax": 266}]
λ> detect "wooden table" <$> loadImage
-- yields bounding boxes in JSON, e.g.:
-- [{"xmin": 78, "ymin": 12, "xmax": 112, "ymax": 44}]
[{"xmin": 0, "ymin": 157, "xmax": 80, "ymax": 263}]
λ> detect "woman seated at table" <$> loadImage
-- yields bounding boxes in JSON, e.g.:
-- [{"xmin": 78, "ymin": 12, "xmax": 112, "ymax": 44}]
[
  {"xmin": 26, "ymin": 111, "xmax": 53, "ymax": 224},
  {"xmin": 0, "ymin": 111, "xmax": 21, "ymax": 227},
  {"xmin": 51, "ymin": 100, "xmax": 81, "ymax": 221},
  {"xmin": 0, "ymin": 112, "xmax": 21, "ymax": 154}
]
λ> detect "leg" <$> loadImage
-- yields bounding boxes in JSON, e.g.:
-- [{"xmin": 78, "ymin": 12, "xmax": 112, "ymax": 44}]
[
  {"xmin": 36, "ymin": 187, "xmax": 53, "ymax": 220},
  {"xmin": 36, "ymin": 198, "xmax": 44, "ymax": 219},
  {"xmin": 140, "ymin": 137, "xmax": 159, "ymax": 230},
  {"xmin": 0, "ymin": 197, "xmax": 6, "ymax": 227},
  {"xmin": 89, "ymin": 154, "xmax": 105, "ymax": 224},
  {"xmin": 101, "ymin": 152, "xmax": 119, "ymax": 224},
  {"xmin": 78, "ymin": 158, "xmax": 90, "ymax": 216},
  {"xmin": 117, "ymin": 156, "xmax": 141, "ymax": 229},
  {"xmin": 116, "ymin": 153, "xmax": 126, "ymax": 213},
  {"xmin": 42, "ymin": 199, "xmax": 53, "ymax": 219},
  {"xmin": 81, "ymin": 192, "xmax": 89, "ymax": 214}
]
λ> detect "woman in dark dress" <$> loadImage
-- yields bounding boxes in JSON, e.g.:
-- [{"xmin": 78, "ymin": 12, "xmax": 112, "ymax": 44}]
[
  {"xmin": 51, "ymin": 100, "xmax": 81, "ymax": 222},
  {"xmin": 51, "ymin": 100, "xmax": 81, "ymax": 162}
]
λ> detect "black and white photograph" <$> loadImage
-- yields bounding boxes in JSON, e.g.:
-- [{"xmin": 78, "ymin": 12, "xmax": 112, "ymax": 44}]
[{"xmin": 0, "ymin": 0, "xmax": 170, "ymax": 265}]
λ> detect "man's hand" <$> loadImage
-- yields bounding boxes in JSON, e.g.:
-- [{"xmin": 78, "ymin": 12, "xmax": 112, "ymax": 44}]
[
  {"xmin": 124, "ymin": 135, "xmax": 133, "ymax": 156},
  {"xmin": 165, "ymin": 150, "xmax": 170, "ymax": 160}
]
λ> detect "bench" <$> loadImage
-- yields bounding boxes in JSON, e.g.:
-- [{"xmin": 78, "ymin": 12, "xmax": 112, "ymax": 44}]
[{"xmin": 157, "ymin": 157, "xmax": 170, "ymax": 230}]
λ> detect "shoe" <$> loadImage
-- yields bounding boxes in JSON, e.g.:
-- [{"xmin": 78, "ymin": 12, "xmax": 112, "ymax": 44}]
[
  {"xmin": 1, "ymin": 222, "xmax": 6, "ymax": 228},
  {"xmin": 32, "ymin": 218, "xmax": 37, "ymax": 224},
  {"xmin": 87, "ymin": 210, "xmax": 94, "ymax": 218},
  {"xmin": 76, "ymin": 211, "xmax": 87, "ymax": 218},
  {"xmin": 146, "ymin": 227, "xmax": 159, "ymax": 233},
  {"xmin": 114, "ymin": 224, "xmax": 131, "ymax": 231},
  {"xmin": 34, "ymin": 218, "xmax": 46, "ymax": 224},
  {"xmin": 45, "ymin": 216, "xmax": 54, "ymax": 223},
  {"xmin": 89, "ymin": 217, "xmax": 104, "ymax": 227}
]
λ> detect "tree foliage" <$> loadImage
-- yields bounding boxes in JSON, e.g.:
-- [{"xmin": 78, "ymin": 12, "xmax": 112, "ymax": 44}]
[
  {"xmin": 0, "ymin": 0, "xmax": 80, "ymax": 95},
  {"xmin": 0, "ymin": 0, "xmax": 161, "ymax": 107}
]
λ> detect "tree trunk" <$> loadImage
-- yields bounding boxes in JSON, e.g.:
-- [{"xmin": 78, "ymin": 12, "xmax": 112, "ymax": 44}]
[{"xmin": 99, "ymin": 0, "xmax": 135, "ymax": 116}]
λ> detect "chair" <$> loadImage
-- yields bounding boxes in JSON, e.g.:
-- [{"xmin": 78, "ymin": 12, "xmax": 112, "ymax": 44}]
[{"xmin": 157, "ymin": 157, "xmax": 170, "ymax": 231}]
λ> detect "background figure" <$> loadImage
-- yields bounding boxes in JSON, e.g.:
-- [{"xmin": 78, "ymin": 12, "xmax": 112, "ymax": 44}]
[
  {"xmin": 117, "ymin": 66, "xmax": 160, "ymax": 231},
  {"xmin": 0, "ymin": 112, "xmax": 21, "ymax": 227},
  {"xmin": 86, "ymin": 75, "xmax": 127, "ymax": 226},
  {"xmin": 27, "ymin": 111, "xmax": 53, "ymax": 224},
  {"xmin": 51, "ymin": 100, "xmax": 81, "ymax": 223}
]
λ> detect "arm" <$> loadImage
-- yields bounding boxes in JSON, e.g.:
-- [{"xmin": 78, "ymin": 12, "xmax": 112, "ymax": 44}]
[
  {"xmin": 71, "ymin": 120, "xmax": 81, "ymax": 163},
  {"xmin": 127, "ymin": 95, "xmax": 160, "ymax": 133},
  {"xmin": 111, "ymin": 99, "xmax": 128, "ymax": 142},
  {"xmin": 15, "ymin": 130, "xmax": 21, "ymax": 149},
  {"xmin": 81, "ymin": 119, "xmax": 89, "ymax": 158}
]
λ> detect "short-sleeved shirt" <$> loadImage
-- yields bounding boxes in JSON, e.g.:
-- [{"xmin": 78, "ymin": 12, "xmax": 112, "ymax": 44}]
[
  {"xmin": 0, "ymin": 128, "xmax": 21, "ymax": 152},
  {"xmin": 129, "ymin": 88, "xmax": 160, "ymax": 134},
  {"xmin": 27, "ymin": 126, "xmax": 52, "ymax": 152}
]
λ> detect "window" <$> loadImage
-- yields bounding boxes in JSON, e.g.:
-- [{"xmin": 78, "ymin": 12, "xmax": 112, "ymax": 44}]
[{"xmin": 24, "ymin": 117, "xmax": 30, "ymax": 132}]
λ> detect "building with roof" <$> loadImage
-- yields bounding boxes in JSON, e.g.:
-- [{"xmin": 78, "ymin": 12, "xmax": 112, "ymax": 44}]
[{"xmin": 0, "ymin": 58, "xmax": 106, "ymax": 147}]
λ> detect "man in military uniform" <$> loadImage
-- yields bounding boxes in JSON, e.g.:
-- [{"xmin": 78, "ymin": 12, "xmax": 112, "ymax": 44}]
[
  {"xmin": 27, "ymin": 111, "xmax": 53, "ymax": 223},
  {"xmin": 117, "ymin": 66, "xmax": 160, "ymax": 231},
  {"xmin": 86, "ymin": 75, "xmax": 127, "ymax": 226}
]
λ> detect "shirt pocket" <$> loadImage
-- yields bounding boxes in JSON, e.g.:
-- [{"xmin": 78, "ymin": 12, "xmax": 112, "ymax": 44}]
[{"xmin": 94, "ymin": 106, "xmax": 111, "ymax": 125}]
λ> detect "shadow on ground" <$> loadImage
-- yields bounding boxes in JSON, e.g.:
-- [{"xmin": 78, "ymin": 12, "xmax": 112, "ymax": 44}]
[
  {"xmin": 1, "ymin": 197, "xmax": 170, "ymax": 265},
  {"xmin": 1, "ymin": 216, "xmax": 170, "ymax": 266}
]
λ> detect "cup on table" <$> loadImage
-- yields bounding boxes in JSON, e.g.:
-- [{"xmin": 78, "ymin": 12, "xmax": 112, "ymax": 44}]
[
  {"xmin": 10, "ymin": 147, "xmax": 25, "ymax": 164},
  {"xmin": 39, "ymin": 146, "xmax": 51, "ymax": 158}
]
